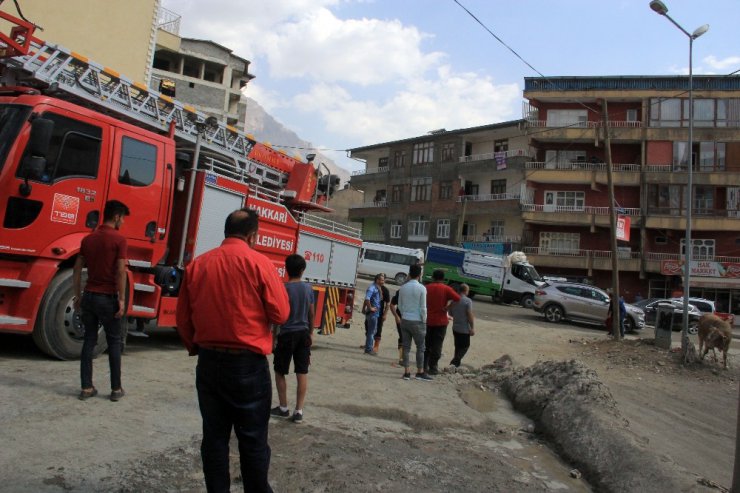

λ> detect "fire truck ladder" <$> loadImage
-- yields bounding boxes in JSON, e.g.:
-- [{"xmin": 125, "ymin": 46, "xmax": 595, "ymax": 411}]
[{"xmin": 1, "ymin": 40, "xmax": 288, "ymax": 187}]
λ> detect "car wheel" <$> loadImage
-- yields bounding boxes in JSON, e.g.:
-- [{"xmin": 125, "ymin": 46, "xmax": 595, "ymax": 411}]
[
  {"xmin": 520, "ymin": 293, "xmax": 534, "ymax": 309},
  {"xmin": 623, "ymin": 316, "xmax": 635, "ymax": 333},
  {"xmin": 394, "ymin": 272, "xmax": 408, "ymax": 284},
  {"xmin": 688, "ymin": 321, "xmax": 699, "ymax": 335},
  {"xmin": 544, "ymin": 304, "xmax": 563, "ymax": 323}
]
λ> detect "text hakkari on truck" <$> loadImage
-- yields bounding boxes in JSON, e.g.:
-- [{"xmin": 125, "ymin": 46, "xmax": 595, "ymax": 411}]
[
  {"xmin": 422, "ymin": 243, "xmax": 543, "ymax": 307},
  {"xmin": 0, "ymin": 13, "xmax": 361, "ymax": 359}
]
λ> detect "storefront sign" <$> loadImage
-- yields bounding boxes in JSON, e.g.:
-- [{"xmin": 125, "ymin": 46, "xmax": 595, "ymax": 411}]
[
  {"xmin": 661, "ymin": 259, "xmax": 740, "ymax": 278},
  {"xmin": 616, "ymin": 215, "xmax": 630, "ymax": 241}
]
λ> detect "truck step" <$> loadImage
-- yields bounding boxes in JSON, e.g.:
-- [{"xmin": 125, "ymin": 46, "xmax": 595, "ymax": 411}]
[
  {"xmin": 0, "ymin": 315, "xmax": 29, "ymax": 325},
  {"xmin": 133, "ymin": 283, "xmax": 156, "ymax": 293},
  {"xmin": 127, "ymin": 260, "xmax": 152, "ymax": 268},
  {"xmin": 130, "ymin": 305, "xmax": 156, "ymax": 314},
  {"xmin": 0, "ymin": 278, "xmax": 31, "ymax": 288}
]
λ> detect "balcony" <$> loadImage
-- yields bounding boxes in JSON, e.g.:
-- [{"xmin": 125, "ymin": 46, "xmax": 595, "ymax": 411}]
[
  {"xmin": 645, "ymin": 208, "xmax": 740, "ymax": 231},
  {"xmin": 525, "ymin": 120, "xmax": 642, "ymax": 141},
  {"xmin": 459, "ymin": 148, "xmax": 529, "ymax": 164},
  {"xmin": 458, "ymin": 193, "xmax": 521, "ymax": 215},
  {"xmin": 521, "ymin": 204, "xmax": 640, "ymax": 226},
  {"xmin": 644, "ymin": 165, "xmax": 740, "ymax": 187},
  {"xmin": 523, "ymin": 247, "xmax": 641, "ymax": 272},
  {"xmin": 350, "ymin": 166, "xmax": 389, "ymax": 184},
  {"xmin": 361, "ymin": 233, "xmax": 386, "ymax": 242},
  {"xmin": 348, "ymin": 200, "xmax": 389, "ymax": 220},
  {"xmin": 525, "ymin": 161, "xmax": 640, "ymax": 185}
]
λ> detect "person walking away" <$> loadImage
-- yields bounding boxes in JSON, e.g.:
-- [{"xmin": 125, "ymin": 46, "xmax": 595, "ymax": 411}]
[
  {"xmin": 372, "ymin": 281, "xmax": 390, "ymax": 353},
  {"xmin": 389, "ymin": 290, "xmax": 403, "ymax": 365},
  {"xmin": 398, "ymin": 265, "xmax": 432, "ymax": 381},
  {"xmin": 271, "ymin": 254, "xmax": 315, "ymax": 423},
  {"xmin": 74, "ymin": 200, "xmax": 130, "ymax": 402},
  {"xmin": 176, "ymin": 208, "xmax": 290, "ymax": 493},
  {"xmin": 362, "ymin": 273, "xmax": 385, "ymax": 355},
  {"xmin": 619, "ymin": 295, "xmax": 627, "ymax": 337},
  {"xmin": 448, "ymin": 284, "xmax": 475, "ymax": 368},
  {"xmin": 424, "ymin": 269, "xmax": 460, "ymax": 375}
]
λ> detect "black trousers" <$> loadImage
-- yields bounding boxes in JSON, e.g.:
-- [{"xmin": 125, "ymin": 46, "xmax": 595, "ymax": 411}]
[
  {"xmin": 196, "ymin": 348, "xmax": 273, "ymax": 493},
  {"xmin": 451, "ymin": 331, "xmax": 471, "ymax": 367},
  {"xmin": 80, "ymin": 292, "xmax": 122, "ymax": 390},
  {"xmin": 424, "ymin": 325, "xmax": 448, "ymax": 371}
]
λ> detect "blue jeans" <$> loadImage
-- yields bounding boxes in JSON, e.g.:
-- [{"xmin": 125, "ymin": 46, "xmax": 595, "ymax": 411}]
[
  {"xmin": 80, "ymin": 292, "xmax": 122, "ymax": 390},
  {"xmin": 364, "ymin": 314, "xmax": 379, "ymax": 352},
  {"xmin": 196, "ymin": 348, "xmax": 273, "ymax": 493}
]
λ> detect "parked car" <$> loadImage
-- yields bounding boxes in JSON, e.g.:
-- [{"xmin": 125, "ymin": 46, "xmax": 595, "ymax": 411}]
[
  {"xmin": 632, "ymin": 298, "xmax": 702, "ymax": 334},
  {"xmin": 533, "ymin": 281, "xmax": 645, "ymax": 331},
  {"xmin": 670, "ymin": 297, "xmax": 735, "ymax": 325}
]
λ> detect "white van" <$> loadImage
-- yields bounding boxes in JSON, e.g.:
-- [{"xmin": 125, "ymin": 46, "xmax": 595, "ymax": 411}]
[{"xmin": 358, "ymin": 242, "xmax": 424, "ymax": 284}]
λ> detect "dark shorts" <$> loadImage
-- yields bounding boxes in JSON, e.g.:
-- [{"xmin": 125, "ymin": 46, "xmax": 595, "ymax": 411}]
[{"xmin": 273, "ymin": 330, "xmax": 311, "ymax": 375}]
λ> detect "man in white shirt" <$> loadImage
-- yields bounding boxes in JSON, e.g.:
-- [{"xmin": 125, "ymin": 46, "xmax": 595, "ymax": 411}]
[{"xmin": 397, "ymin": 264, "xmax": 432, "ymax": 381}]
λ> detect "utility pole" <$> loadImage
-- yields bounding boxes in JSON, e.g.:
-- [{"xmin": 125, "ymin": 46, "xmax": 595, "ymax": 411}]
[
  {"xmin": 601, "ymin": 99, "xmax": 621, "ymax": 340},
  {"xmin": 457, "ymin": 177, "xmax": 467, "ymax": 244}
]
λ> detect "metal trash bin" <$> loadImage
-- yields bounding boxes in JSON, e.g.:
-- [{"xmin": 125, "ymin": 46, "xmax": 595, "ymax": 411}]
[{"xmin": 655, "ymin": 305, "xmax": 674, "ymax": 349}]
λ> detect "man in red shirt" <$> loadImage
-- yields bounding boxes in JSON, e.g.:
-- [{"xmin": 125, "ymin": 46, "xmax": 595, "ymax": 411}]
[
  {"xmin": 73, "ymin": 200, "xmax": 129, "ymax": 402},
  {"xmin": 176, "ymin": 208, "xmax": 290, "ymax": 493},
  {"xmin": 424, "ymin": 269, "xmax": 460, "ymax": 375}
]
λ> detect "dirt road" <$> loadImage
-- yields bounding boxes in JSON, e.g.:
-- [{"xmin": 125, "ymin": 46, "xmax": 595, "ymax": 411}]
[{"xmin": 0, "ymin": 278, "xmax": 736, "ymax": 492}]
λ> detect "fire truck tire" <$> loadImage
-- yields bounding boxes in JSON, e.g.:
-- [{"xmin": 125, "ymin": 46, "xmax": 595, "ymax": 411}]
[{"xmin": 32, "ymin": 269, "xmax": 107, "ymax": 360}]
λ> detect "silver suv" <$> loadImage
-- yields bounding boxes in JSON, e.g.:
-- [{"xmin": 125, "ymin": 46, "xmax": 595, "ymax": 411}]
[{"xmin": 533, "ymin": 281, "xmax": 645, "ymax": 331}]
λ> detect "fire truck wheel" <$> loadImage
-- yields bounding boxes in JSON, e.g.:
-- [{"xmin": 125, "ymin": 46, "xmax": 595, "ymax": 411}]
[{"xmin": 32, "ymin": 269, "xmax": 108, "ymax": 360}]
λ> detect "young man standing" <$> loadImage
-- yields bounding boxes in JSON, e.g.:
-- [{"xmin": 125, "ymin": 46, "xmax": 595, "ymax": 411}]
[
  {"xmin": 424, "ymin": 269, "xmax": 460, "ymax": 375},
  {"xmin": 448, "ymin": 283, "xmax": 475, "ymax": 368},
  {"xmin": 73, "ymin": 200, "xmax": 130, "ymax": 402},
  {"xmin": 271, "ymin": 254, "xmax": 315, "ymax": 423},
  {"xmin": 398, "ymin": 265, "xmax": 431, "ymax": 381},
  {"xmin": 176, "ymin": 208, "xmax": 290, "ymax": 493},
  {"xmin": 362, "ymin": 273, "xmax": 385, "ymax": 355}
]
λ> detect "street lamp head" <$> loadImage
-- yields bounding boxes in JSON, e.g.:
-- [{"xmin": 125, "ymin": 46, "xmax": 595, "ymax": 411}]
[
  {"xmin": 649, "ymin": 0, "xmax": 668, "ymax": 15},
  {"xmin": 692, "ymin": 24, "xmax": 709, "ymax": 39}
]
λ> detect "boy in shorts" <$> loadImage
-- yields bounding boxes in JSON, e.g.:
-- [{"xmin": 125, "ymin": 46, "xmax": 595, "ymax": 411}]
[{"xmin": 271, "ymin": 254, "xmax": 315, "ymax": 423}]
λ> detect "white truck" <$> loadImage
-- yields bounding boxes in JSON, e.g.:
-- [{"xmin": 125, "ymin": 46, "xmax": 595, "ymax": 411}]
[{"xmin": 422, "ymin": 243, "xmax": 544, "ymax": 307}]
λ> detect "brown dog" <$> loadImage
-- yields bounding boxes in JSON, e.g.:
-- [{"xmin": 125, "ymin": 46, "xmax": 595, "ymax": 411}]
[{"xmin": 697, "ymin": 314, "xmax": 732, "ymax": 369}]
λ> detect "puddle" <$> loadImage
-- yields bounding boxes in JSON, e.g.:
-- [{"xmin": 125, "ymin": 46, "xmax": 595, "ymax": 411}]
[{"xmin": 459, "ymin": 384, "xmax": 530, "ymax": 428}]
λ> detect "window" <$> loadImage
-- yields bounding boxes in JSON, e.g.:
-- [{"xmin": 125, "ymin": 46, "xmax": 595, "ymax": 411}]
[
  {"xmin": 651, "ymin": 98, "xmax": 740, "ymax": 128},
  {"xmin": 119, "ymin": 137, "xmax": 156, "ymax": 187},
  {"xmin": 544, "ymin": 150, "xmax": 586, "ymax": 168},
  {"xmin": 439, "ymin": 181, "xmax": 453, "ymax": 200},
  {"xmin": 494, "ymin": 139, "xmax": 508, "ymax": 152},
  {"xmin": 546, "ymin": 109, "xmax": 588, "ymax": 127},
  {"xmin": 408, "ymin": 215, "xmax": 429, "ymax": 240},
  {"xmin": 461, "ymin": 222, "xmax": 476, "ymax": 238},
  {"xmin": 412, "ymin": 141, "xmax": 434, "ymax": 165},
  {"xmin": 390, "ymin": 220, "xmax": 402, "ymax": 239},
  {"xmin": 655, "ymin": 236, "xmax": 668, "ymax": 245},
  {"xmin": 491, "ymin": 179, "xmax": 506, "ymax": 195},
  {"xmin": 464, "ymin": 180, "xmax": 478, "ymax": 196},
  {"xmin": 539, "ymin": 232, "xmax": 580, "ymax": 253},
  {"xmin": 393, "ymin": 151, "xmax": 406, "ymax": 168},
  {"xmin": 441, "ymin": 143, "xmax": 455, "ymax": 161},
  {"xmin": 681, "ymin": 239, "xmax": 715, "ymax": 259},
  {"xmin": 436, "ymin": 219, "xmax": 450, "ymax": 239},
  {"xmin": 693, "ymin": 187, "xmax": 714, "ymax": 214},
  {"xmin": 688, "ymin": 99, "xmax": 715, "ymax": 127},
  {"xmin": 373, "ymin": 189, "xmax": 386, "ymax": 204},
  {"xmin": 626, "ymin": 109, "xmax": 638, "ymax": 122},
  {"xmin": 391, "ymin": 185, "xmax": 403, "ymax": 203},
  {"xmin": 650, "ymin": 98, "xmax": 681, "ymax": 127},
  {"xmin": 20, "ymin": 112, "xmax": 102, "ymax": 182},
  {"xmin": 489, "ymin": 220, "xmax": 504, "ymax": 239},
  {"xmin": 648, "ymin": 184, "xmax": 683, "ymax": 215},
  {"xmin": 698, "ymin": 142, "xmax": 726, "ymax": 171},
  {"xmin": 545, "ymin": 191, "xmax": 585, "ymax": 210},
  {"xmin": 378, "ymin": 157, "xmax": 389, "ymax": 168},
  {"xmin": 411, "ymin": 177, "xmax": 432, "ymax": 201}
]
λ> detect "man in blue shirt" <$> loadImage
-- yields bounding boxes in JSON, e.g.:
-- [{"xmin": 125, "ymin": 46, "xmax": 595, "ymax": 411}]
[{"xmin": 362, "ymin": 273, "xmax": 385, "ymax": 355}]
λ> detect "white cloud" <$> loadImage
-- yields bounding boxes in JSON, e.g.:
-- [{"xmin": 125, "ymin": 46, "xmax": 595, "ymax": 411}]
[{"xmin": 703, "ymin": 55, "xmax": 740, "ymax": 71}]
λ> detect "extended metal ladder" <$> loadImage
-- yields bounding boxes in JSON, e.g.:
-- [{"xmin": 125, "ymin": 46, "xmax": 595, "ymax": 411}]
[{"xmin": 1, "ymin": 40, "xmax": 288, "ymax": 187}]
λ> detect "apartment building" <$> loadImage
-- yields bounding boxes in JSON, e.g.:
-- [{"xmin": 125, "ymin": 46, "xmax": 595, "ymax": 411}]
[
  {"xmin": 151, "ymin": 7, "xmax": 255, "ymax": 131},
  {"xmin": 522, "ymin": 75, "xmax": 740, "ymax": 318},
  {"xmin": 348, "ymin": 121, "xmax": 531, "ymax": 254}
]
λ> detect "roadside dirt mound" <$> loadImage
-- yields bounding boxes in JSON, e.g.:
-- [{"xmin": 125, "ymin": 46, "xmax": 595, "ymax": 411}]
[{"xmin": 483, "ymin": 359, "xmax": 708, "ymax": 493}]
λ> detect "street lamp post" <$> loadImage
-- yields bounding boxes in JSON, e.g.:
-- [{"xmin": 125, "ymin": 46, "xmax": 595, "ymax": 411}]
[{"xmin": 649, "ymin": 0, "xmax": 708, "ymax": 353}]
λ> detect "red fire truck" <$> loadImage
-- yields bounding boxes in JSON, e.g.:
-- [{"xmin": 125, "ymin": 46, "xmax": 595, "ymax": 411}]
[{"xmin": 0, "ymin": 12, "xmax": 361, "ymax": 359}]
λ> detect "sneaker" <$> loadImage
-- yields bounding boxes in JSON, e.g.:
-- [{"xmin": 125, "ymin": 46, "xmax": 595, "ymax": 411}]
[
  {"xmin": 291, "ymin": 412, "xmax": 303, "ymax": 423},
  {"xmin": 402, "ymin": 372, "xmax": 411, "ymax": 380},
  {"xmin": 110, "ymin": 389, "xmax": 125, "ymax": 402},
  {"xmin": 78, "ymin": 387, "xmax": 98, "ymax": 400},
  {"xmin": 270, "ymin": 406, "xmax": 290, "ymax": 418},
  {"xmin": 364, "ymin": 350, "xmax": 378, "ymax": 356},
  {"xmin": 415, "ymin": 373, "xmax": 433, "ymax": 381},
  {"xmin": 427, "ymin": 367, "xmax": 439, "ymax": 376}
]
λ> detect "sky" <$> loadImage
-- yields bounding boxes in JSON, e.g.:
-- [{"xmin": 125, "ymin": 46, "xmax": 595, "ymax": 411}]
[{"xmin": 162, "ymin": 0, "xmax": 740, "ymax": 172}]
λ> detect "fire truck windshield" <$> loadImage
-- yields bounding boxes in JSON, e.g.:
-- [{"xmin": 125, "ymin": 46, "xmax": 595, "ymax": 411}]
[{"xmin": 0, "ymin": 104, "xmax": 32, "ymax": 174}]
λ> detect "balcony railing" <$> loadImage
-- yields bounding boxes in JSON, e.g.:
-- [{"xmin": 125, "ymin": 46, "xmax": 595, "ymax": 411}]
[
  {"xmin": 521, "ymin": 204, "xmax": 641, "ymax": 216},
  {"xmin": 648, "ymin": 207, "xmax": 740, "ymax": 218},
  {"xmin": 157, "ymin": 7, "xmax": 182, "ymax": 35},
  {"xmin": 526, "ymin": 120, "xmax": 642, "ymax": 129},
  {"xmin": 523, "ymin": 247, "xmax": 641, "ymax": 260},
  {"xmin": 525, "ymin": 162, "xmax": 640, "ymax": 172},
  {"xmin": 351, "ymin": 200, "xmax": 388, "ymax": 209},
  {"xmin": 644, "ymin": 252, "xmax": 740, "ymax": 263},
  {"xmin": 461, "ymin": 235, "xmax": 522, "ymax": 243},
  {"xmin": 459, "ymin": 148, "xmax": 529, "ymax": 164},
  {"xmin": 361, "ymin": 234, "xmax": 386, "ymax": 242},
  {"xmin": 457, "ymin": 193, "xmax": 521, "ymax": 203},
  {"xmin": 351, "ymin": 166, "xmax": 388, "ymax": 177}
]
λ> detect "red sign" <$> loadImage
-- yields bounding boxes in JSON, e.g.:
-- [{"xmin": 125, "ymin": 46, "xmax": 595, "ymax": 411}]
[
  {"xmin": 616, "ymin": 215, "xmax": 630, "ymax": 241},
  {"xmin": 661, "ymin": 259, "xmax": 740, "ymax": 278},
  {"xmin": 50, "ymin": 193, "xmax": 80, "ymax": 225}
]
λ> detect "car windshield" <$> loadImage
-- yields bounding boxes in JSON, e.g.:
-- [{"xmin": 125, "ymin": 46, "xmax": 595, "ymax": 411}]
[{"xmin": 522, "ymin": 265, "xmax": 543, "ymax": 283}]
